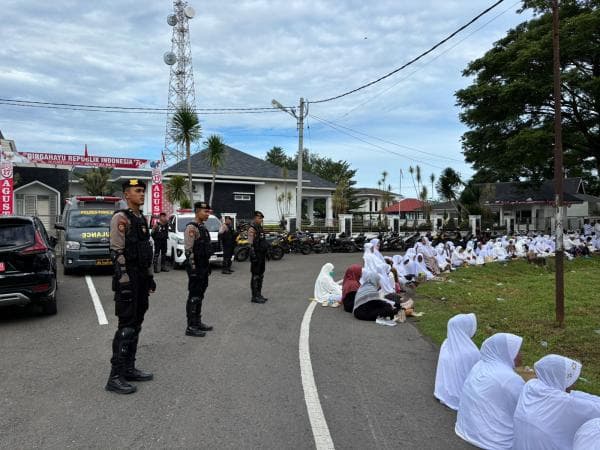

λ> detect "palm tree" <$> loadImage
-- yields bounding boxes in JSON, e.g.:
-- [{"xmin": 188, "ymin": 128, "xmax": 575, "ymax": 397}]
[
  {"xmin": 75, "ymin": 168, "xmax": 113, "ymax": 195},
  {"xmin": 171, "ymin": 104, "xmax": 202, "ymax": 205},
  {"xmin": 204, "ymin": 134, "xmax": 226, "ymax": 207},
  {"xmin": 166, "ymin": 175, "xmax": 188, "ymax": 209},
  {"xmin": 419, "ymin": 185, "xmax": 430, "ymax": 221},
  {"xmin": 416, "ymin": 165, "xmax": 422, "ymax": 193},
  {"xmin": 408, "ymin": 166, "xmax": 419, "ymax": 198},
  {"xmin": 436, "ymin": 167, "xmax": 468, "ymax": 217},
  {"xmin": 429, "ymin": 173, "xmax": 435, "ymax": 201}
]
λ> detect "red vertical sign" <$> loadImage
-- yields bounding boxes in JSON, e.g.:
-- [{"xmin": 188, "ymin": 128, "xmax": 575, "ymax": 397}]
[
  {"xmin": 151, "ymin": 167, "xmax": 163, "ymax": 216},
  {"xmin": 1, "ymin": 161, "xmax": 14, "ymax": 215}
]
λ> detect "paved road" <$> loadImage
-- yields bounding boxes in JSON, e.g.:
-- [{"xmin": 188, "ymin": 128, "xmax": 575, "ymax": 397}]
[{"xmin": 0, "ymin": 252, "xmax": 470, "ymax": 449}]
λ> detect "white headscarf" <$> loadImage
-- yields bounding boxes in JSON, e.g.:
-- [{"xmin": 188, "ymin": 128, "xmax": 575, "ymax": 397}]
[
  {"xmin": 455, "ymin": 333, "xmax": 525, "ymax": 450},
  {"xmin": 361, "ymin": 243, "xmax": 377, "ymax": 283},
  {"xmin": 434, "ymin": 313, "xmax": 480, "ymax": 410},
  {"xmin": 378, "ymin": 263, "xmax": 396, "ymax": 294},
  {"xmin": 370, "ymin": 238, "xmax": 387, "ymax": 265},
  {"xmin": 574, "ymin": 418, "xmax": 600, "ymax": 450},
  {"xmin": 313, "ymin": 263, "xmax": 342, "ymax": 303},
  {"xmin": 513, "ymin": 354, "xmax": 600, "ymax": 450},
  {"xmin": 415, "ymin": 253, "xmax": 434, "ymax": 279}
]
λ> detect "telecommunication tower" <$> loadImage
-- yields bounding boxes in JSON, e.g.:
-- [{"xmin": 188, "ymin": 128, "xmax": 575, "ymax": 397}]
[{"xmin": 163, "ymin": 1, "xmax": 197, "ymax": 162}]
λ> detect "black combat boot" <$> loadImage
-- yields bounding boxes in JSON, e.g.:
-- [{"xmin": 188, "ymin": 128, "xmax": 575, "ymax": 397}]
[
  {"xmin": 160, "ymin": 254, "xmax": 169, "ymax": 272},
  {"xmin": 251, "ymin": 277, "xmax": 266, "ymax": 303},
  {"xmin": 185, "ymin": 320, "xmax": 206, "ymax": 337},
  {"xmin": 185, "ymin": 297, "xmax": 206, "ymax": 336},
  {"xmin": 106, "ymin": 368, "xmax": 137, "ymax": 394},
  {"xmin": 257, "ymin": 277, "xmax": 269, "ymax": 302},
  {"xmin": 198, "ymin": 315, "xmax": 213, "ymax": 331},
  {"xmin": 123, "ymin": 332, "xmax": 154, "ymax": 381},
  {"xmin": 153, "ymin": 260, "xmax": 160, "ymax": 274},
  {"xmin": 106, "ymin": 328, "xmax": 137, "ymax": 394}
]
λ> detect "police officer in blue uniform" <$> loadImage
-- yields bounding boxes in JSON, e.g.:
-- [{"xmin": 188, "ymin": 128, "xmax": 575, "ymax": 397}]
[
  {"xmin": 184, "ymin": 201, "xmax": 214, "ymax": 337},
  {"xmin": 105, "ymin": 179, "xmax": 156, "ymax": 395}
]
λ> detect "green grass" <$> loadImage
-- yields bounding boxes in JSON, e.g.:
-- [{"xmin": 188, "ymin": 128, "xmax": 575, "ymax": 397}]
[{"xmin": 413, "ymin": 257, "xmax": 600, "ymax": 395}]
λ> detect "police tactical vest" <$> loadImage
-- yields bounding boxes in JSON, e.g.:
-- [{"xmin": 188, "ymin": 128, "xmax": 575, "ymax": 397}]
[
  {"xmin": 119, "ymin": 209, "xmax": 154, "ymax": 269},
  {"xmin": 153, "ymin": 223, "xmax": 169, "ymax": 241},
  {"xmin": 249, "ymin": 223, "xmax": 269, "ymax": 253},
  {"xmin": 220, "ymin": 224, "xmax": 235, "ymax": 247},
  {"xmin": 188, "ymin": 222, "xmax": 212, "ymax": 266}
]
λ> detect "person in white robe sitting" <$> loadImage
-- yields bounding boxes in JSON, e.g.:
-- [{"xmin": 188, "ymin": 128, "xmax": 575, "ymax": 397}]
[
  {"xmin": 455, "ymin": 333, "xmax": 525, "ymax": 450},
  {"xmin": 314, "ymin": 262, "xmax": 342, "ymax": 307},
  {"xmin": 573, "ymin": 418, "xmax": 600, "ymax": 450},
  {"xmin": 434, "ymin": 313, "xmax": 480, "ymax": 410},
  {"xmin": 512, "ymin": 354, "xmax": 600, "ymax": 450}
]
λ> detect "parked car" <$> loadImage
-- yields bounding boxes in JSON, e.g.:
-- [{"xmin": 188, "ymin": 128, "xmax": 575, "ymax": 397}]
[
  {"xmin": 55, "ymin": 196, "xmax": 122, "ymax": 275},
  {"xmin": 167, "ymin": 210, "xmax": 223, "ymax": 268},
  {"xmin": 0, "ymin": 216, "xmax": 58, "ymax": 315}
]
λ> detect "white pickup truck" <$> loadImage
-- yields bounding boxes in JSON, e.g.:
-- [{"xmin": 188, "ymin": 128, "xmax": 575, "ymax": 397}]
[{"xmin": 167, "ymin": 210, "xmax": 223, "ymax": 268}]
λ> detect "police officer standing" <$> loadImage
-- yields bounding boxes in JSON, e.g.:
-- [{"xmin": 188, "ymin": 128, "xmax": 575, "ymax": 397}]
[
  {"xmin": 184, "ymin": 201, "xmax": 214, "ymax": 337},
  {"xmin": 248, "ymin": 210, "xmax": 269, "ymax": 304},
  {"xmin": 106, "ymin": 179, "xmax": 156, "ymax": 395},
  {"xmin": 219, "ymin": 216, "xmax": 237, "ymax": 275},
  {"xmin": 151, "ymin": 212, "xmax": 170, "ymax": 273}
]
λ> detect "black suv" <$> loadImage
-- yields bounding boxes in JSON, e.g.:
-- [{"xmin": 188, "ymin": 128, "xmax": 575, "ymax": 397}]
[{"xmin": 0, "ymin": 216, "xmax": 58, "ymax": 315}]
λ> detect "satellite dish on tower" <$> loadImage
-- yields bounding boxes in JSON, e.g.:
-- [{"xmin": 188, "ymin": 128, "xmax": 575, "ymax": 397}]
[
  {"xmin": 184, "ymin": 6, "xmax": 195, "ymax": 19},
  {"xmin": 167, "ymin": 14, "xmax": 177, "ymax": 26},
  {"xmin": 163, "ymin": 51, "xmax": 177, "ymax": 65}
]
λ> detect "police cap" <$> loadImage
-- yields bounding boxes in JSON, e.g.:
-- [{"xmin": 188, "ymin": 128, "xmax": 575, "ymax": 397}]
[
  {"xmin": 194, "ymin": 201, "xmax": 211, "ymax": 211},
  {"xmin": 122, "ymin": 179, "xmax": 146, "ymax": 191},
  {"xmin": 253, "ymin": 210, "xmax": 264, "ymax": 218}
]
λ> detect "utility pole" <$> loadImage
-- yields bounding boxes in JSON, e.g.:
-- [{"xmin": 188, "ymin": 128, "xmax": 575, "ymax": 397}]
[
  {"xmin": 552, "ymin": 0, "xmax": 565, "ymax": 327},
  {"xmin": 272, "ymin": 97, "xmax": 308, "ymax": 231}
]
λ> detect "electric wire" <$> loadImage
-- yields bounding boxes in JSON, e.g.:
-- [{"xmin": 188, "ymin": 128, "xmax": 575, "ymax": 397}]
[
  {"xmin": 309, "ymin": 114, "xmax": 447, "ymax": 170},
  {"xmin": 309, "ymin": 0, "xmax": 505, "ymax": 104},
  {"xmin": 310, "ymin": 114, "xmax": 464, "ymax": 163}
]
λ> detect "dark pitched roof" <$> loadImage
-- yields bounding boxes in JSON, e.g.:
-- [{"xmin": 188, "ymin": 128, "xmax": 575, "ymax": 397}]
[
  {"xmin": 480, "ymin": 178, "xmax": 594, "ymax": 204},
  {"xmin": 163, "ymin": 145, "xmax": 335, "ymax": 188},
  {"xmin": 356, "ymin": 188, "xmax": 400, "ymax": 197},
  {"xmin": 69, "ymin": 167, "xmax": 152, "ymax": 182}
]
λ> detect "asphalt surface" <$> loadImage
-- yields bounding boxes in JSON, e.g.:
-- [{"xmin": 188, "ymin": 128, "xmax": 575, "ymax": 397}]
[{"xmin": 0, "ymin": 252, "xmax": 470, "ymax": 449}]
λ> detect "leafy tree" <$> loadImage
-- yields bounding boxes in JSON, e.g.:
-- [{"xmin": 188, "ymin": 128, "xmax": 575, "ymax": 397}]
[
  {"xmin": 429, "ymin": 173, "xmax": 436, "ymax": 201},
  {"xmin": 265, "ymin": 146, "xmax": 293, "ymax": 168},
  {"xmin": 171, "ymin": 104, "xmax": 202, "ymax": 205},
  {"xmin": 75, "ymin": 168, "xmax": 113, "ymax": 196},
  {"xmin": 204, "ymin": 134, "xmax": 226, "ymax": 208},
  {"xmin": 456, "ymin": 0, "xmax": 600, "ymax": 194},
  {"xmin": 436, "ymin": 167, "xmax": 468, "ymax": 217},
  {"xmin": 166, "ymin": 175, "xmax": 188, "ymax": 208}
]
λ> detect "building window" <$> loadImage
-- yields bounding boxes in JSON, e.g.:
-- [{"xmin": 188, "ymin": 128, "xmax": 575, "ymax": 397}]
[{"xmin": 234, "ymin": 194, "xmax": 251, "ymax": 201}]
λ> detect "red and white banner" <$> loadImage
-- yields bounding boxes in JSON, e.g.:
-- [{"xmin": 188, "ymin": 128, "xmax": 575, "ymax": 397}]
[
  {"xmin": 16, "ymin": 151, "xmax": 148, "ymax": 169},
  {"xmin": 151, "ymin": 167, "xmax": 163, "ymax": 216},
  {"xmin": 1, "ymin": 161, "xmax": 14, "ymax": 216}
]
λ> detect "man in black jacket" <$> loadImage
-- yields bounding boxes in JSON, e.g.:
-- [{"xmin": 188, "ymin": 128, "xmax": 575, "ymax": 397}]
[
  {"xmin": 219, "ymin": 216, "xmax": 236, "ymax": 274},
  {"xmin": 248, "ymin": 210, "xmax": 269, "ymax": 304},
  {"xmin": 151, "ymin": 212, "xmax": 170, "ymax": 273}
]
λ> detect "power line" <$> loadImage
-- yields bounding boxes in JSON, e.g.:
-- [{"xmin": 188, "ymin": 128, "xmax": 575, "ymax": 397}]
[
  {"xmin": 337, "ymin": 0, "xmax": 520, "ymax": 118},
  {"xmin": 309, "ymin": 0, "xmax": 506, "ymax": 104},
  {"xmin": 310, "ymin": 114, "xmax": 464, "ymax": 163},
  {"xmin": 309, "ymin": 114, "xmax": 448, "ymax": 170}
]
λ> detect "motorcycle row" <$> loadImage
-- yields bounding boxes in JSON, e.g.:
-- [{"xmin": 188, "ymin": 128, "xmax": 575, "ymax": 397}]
[{"xmin": 233, "ymin": 229, "xmax": 423, "ymax": 262}]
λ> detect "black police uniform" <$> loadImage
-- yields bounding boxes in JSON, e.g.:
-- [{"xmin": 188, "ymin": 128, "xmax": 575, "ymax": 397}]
[
  {"xmin": 185, "ymin": 203, "xmax": 214, "ymax": 337},
  {"xmin": 151, "ymin": 220, "xmax": 170, "ymax": 273},
  {"xmin": 106, "ymin": 194, "xmax": 156, "ymax": 394},
  {"xmin": 249, "ymin": 215, "xmax": 269, "ymax": 303},
  {"xmin": 220, "ymin": 222, "xmax": 236, "ymax": 274}
]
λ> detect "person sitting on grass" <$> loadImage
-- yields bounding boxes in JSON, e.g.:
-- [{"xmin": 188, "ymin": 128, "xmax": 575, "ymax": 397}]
[
  {"xmin": 353, "ymin": 271, "xmax": 397, "ymax": 327},
  {"xmin": 451, "ymin": 246, "xmax": 467, "ymax": 268},
  {"xmin": 341, "ymin": 264, "xmax": 362, "ymax": 313},
  {"xmin": 512, "ymin": 354, "xmax": 600, "ymax": 450},
  {"xmin": 314, "ymin": 263, "xmax": 342, "ymax": 307},
  {"xmin": 455, "ymin": 333, "xmax": 525, "ymax": 450},
  {"xmin": 434, "ymin": 313, "xmax": 480, "ymax": 411},
  {"xmin": 573, "ymin": 418, "xmax": 600, "ymax": 450}
]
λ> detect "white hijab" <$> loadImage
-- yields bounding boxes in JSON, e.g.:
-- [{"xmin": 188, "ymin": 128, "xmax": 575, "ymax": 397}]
[
  {"xmin": 574, "ymin": 418, "xmax": 600, "ymax": 450},
  {"xmin": 415, "ymin": 253, "xmax": 434, "ymax": 279},
  {"xmin": 370, "ymin": 238, "xmax": 387, "ymax": 265},
  {"xmin": 434, "ymin": 313, "xmax": 480, "ymax": 410},
  {"xmin": 361, "ymin": 243, "xmax": 377, "ymax": 283},
  {"xmin": 455, "ymin": 333, "xmax": 525, "ymax": 450},
  {"xmin": 313, "ymin": 262, "xmax": 342, "ymax": 303},
  {"xmin": 513, "ymin": 354, "xmax": 600, "ymax": 450},
  {"xmin": 378, "ymin": 263, "xmax": 396, "ymax": 294}
]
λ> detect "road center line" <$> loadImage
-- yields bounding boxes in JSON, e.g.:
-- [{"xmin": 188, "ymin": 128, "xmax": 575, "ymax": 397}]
[
  {"xmin": 85, "ymin": 275, "xmax": 108, "ymax": 325},
  {"xmin": 299, "ymin": 300, "xmax": 335, "ymax": 450}
]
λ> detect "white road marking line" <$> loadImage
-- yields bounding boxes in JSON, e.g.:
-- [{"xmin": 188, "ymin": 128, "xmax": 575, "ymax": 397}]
[
  {"xmin": 299, "ymin": 300, "xmax": 335, "ymax": 450},
  {"xmin": 85, "ymin": 275, "xmax": 108, "ymax": 325}
]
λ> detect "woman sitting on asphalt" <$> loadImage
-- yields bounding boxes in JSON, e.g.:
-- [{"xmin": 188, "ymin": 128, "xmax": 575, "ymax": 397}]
[
  {"xmin": 434, "ymin": 313, "xmax": 480, "ymax": 411},
  {"xmin": 455, "ymin": 332, "xmax": 525, "ymax": 450},
  {"xmin": 574, "ymin": 418, "xmax": 600, "ymax": 450},
  {"xmin": 314, "ymin": 262, "xmax": 342, "ymax": 307},
  {"xmin": 341, "ymin": 264, "xmax": 361, "ymax": 313},
  {"xmin": 353, "ymin": 271, "xmax": 397, "ymax": 326},
  {"xmin": 512, "ymin": 354, "xmax": 600, "ymax": 450}
]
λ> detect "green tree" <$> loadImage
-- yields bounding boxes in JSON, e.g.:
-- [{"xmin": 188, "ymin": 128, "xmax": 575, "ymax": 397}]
[
  {"xmin": 429, "ymin": 173, "xmax": 436, "ymax": 201},
  {"xmin": 265, "ymin": 146, "xmax": 293, "ymax": 168},
  {"xmin": 171, "ymin": 104, "xmax": 202, "ymax": 205},
  {"xmin": 204, "ymin": 134, "xmax": 226, "ymax": 208},
  {"xmin": 436, "ymin": 167, "xmax": 468, "ymax": 216},
  {"xmin": 74, "ymin": 168, "xmax": 113, "ymax": 196},
  {"xmin": 165, "ymin": 175, "xmax": 188, "ymax": 208},
  {"xmin": 456, "ymin": 0, "xmax": 600, "ymax": 194}
]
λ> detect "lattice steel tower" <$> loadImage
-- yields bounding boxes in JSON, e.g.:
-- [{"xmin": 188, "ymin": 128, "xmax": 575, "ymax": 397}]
[{"xmin": 163, "ymin": 1, "xmax": 197, "ymax": 162}]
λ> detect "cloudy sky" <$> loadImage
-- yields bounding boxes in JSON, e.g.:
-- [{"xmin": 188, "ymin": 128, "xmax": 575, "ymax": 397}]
[{"xmin": 0, "ymin": 0, "xmax": 531, "ymax": 197}]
